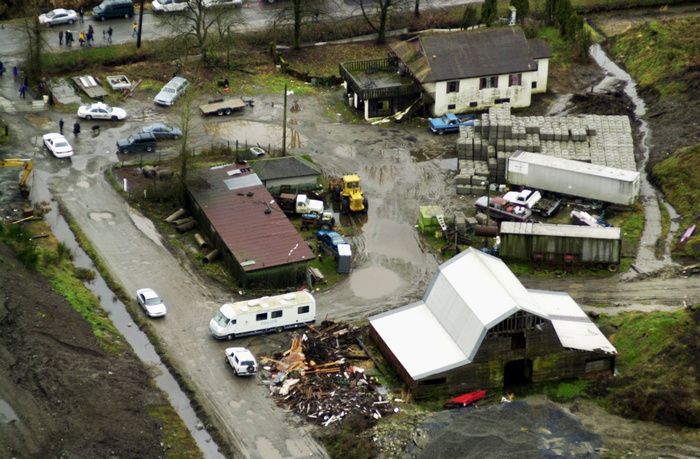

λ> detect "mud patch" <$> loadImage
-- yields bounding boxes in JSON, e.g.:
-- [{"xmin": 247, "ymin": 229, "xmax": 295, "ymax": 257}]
[
  {"xmin": 89, "ymin": 211, "xmax": 115, "ymax": 223},
  {"xmin": 349, "ymin": 265, "xmax": 402, "ymax": 299},
  {"xmin": 206, "ymin": 119, "xmax": 306, "ymax": 150}
]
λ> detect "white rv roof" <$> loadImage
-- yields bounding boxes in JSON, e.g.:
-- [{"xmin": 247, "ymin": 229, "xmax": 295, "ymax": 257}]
[
  {"xmin": 510, "ymin": 151, "xmax": 640, "ymax": 183},
  {"xmin": 220, "ymin": 290, "xmax": 314, "ymax": 317},
  {"xmin": 500, "ymin": 222, "xmax": 621, "ymax": 240},
  {"xmin": 369, "ymin": 248, "xmax": 616, "ymax": 381}
]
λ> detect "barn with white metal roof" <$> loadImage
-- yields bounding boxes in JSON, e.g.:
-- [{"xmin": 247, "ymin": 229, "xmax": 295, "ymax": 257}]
[{"xmin": 369, "ymin": 248, "xmax": 616, "ymax": 396}]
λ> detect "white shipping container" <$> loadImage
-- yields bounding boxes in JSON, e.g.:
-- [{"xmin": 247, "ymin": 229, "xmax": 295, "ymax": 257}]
[{"xmin": 506, "ymin": 151, "xmax": 640, "ymax": 206}]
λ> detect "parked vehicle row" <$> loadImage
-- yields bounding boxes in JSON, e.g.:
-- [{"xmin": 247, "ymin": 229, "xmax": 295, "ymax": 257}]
[
  {"xmin": 152, "ymin": 0, "xmax": 243, "ymax": 12},
  {"xmin": 117, "ymin": 123, "xmax": 182, "ymax": 153}
]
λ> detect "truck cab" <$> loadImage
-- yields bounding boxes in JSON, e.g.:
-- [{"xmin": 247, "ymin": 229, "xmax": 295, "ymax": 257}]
[
  {"xmin": 295, "ymin": 194, "xmax": 324, "ymax": 215},
  {"xmin": 428, "ymin": 113, "xmax": 477, "ymax": 134}
]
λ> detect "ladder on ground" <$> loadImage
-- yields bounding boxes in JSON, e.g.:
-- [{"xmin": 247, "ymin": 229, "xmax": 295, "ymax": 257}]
[{"xmin": 436, "ymin": 214, "xmax": 448, "ymax": 232}]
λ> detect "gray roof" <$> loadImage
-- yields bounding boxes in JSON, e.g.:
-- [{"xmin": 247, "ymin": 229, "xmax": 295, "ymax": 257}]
[
  {"xmin": 500, "ymin": 222, "xmax": 622, "ymax": 240},
  {"xmin": 251, "ymin": 156, "xmax": 321, "ymax": 183},
  {"xmin": 390, "ymin": 27, "xmax": 552, "ymax": 83}
]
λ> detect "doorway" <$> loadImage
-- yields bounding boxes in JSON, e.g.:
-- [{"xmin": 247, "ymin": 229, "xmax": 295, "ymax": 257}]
[{"xmin": 504, "ymin": 358, "xmax": 533, "ymax": 387}]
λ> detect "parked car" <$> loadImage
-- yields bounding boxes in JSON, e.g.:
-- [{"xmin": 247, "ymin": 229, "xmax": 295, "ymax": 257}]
[
  {"xmin": 38, "ymin": 8, "xmax": 78, "ymax": 26},
  {"xmin": 142, "ymin": 122, "xmax": 182, "ymax": 140},
  {"xmin": 152, "ymin": 0, "xmax": 190, "ymax": 12},
  {"xmin": 136, "ymin": 288, "xmax": 167, "ymax": 318},
  {"xmin": 154, "ymin": 76, "xmax": 189, "ymax": 106},
  {"xmin": 77, "ymin": 102, "xmax": 127, "ymax": 121},
  {"xmin": 42, "ymin": 133, "xmax": 74, "ymax": 158},
  {"xmin": 428, "ymin": 113, "xmax": 478, "ymax": 135},
  {"xmin": 203, "ymin": 0, "xmax": 243, "ymax": 8},
  {"xmin": 117, "ymin": 132, "xmax": 157, "ymax": 154},
  {"xmin": 225, "ymin": 347, "xmax": 258, "ymax": 376},
  {"xmin": 92, "ymin": 0, "xmax": 134, "ymax": 21}
]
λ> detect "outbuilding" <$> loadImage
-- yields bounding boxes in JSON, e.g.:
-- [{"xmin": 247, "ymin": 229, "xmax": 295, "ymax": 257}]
[
  {"xmin": 186, "ymin": 164, "xmax": 314, "ymax": 287},
  {"xmin": 251, "ymin": 156, "xmax": 321, "ymax": 194},
  {"xmin": 499, "ymin": 222, "xmax": 622, "ymax": 268},
  {"xmin": 369, "ymin": 248, "xmax": 616, "ymax": 398}
]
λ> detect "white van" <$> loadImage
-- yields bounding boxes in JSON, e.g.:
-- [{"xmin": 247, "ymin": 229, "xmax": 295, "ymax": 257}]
[
  {"xmin": 209, "ymin": 291, "xmax": 316, "ymax": 340},
  {"xmin": 152, "ymin": 0, "xmax": 190, "ymax": 12}
]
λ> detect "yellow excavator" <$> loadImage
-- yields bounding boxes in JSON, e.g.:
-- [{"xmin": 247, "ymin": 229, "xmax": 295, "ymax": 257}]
[{"xmin": 0, "ymin": 159, "xmax": 33, "ymax": 197}]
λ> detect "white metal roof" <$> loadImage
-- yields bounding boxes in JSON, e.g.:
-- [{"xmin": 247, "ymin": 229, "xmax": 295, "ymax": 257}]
[
  {"xmin": 369, "ymin": 248, "xmax": 616, "ymax": 381},
  {"xmin": 511, "ymin": 151, "xmax": 640, "ymax": 182},
  {"xmin": 220, "ymin": 291, "xmax": 314, "ymax": 318},
  {"xmin": 500, "ymin": 222, "xmax": 622, "ymax": 240},
  {"xmin": 368, "ymin": 302, "xmax": 469, "ymax": 380},
  {"xmin": 527, "ymin": 290, "xmax": 617, "ymax": 354}
]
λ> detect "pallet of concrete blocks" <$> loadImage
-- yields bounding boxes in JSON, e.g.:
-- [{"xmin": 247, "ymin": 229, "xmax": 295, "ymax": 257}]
[
  {"xmin": 455, "ymin": 174, "xmax": 471, "ymax": 185},
  {"xmin": 456, "ymin": 184, "xmax": 475, "ymax": 195}
]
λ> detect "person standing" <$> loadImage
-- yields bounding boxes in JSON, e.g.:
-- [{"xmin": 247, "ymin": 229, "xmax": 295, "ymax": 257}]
[
  {"xmin": 19, "ymin": 84, "xmax": 27, "ymax": 99},
  {"xmin": 86, "ymin": 30, "xmax": 93, "ymax": 47},
  {"xmin": 59, "ymin": 30, "xmax": 64, "ymax": 46},
  {"xmin": 102, "ymin": 29, "xmax": 106, "ymax": 41},
  {"xmin": 78, "ymin": 7, "xmax": 84, "ymax": 24},
  {"xmin": 107, "ymin": 26, "xmax": 113, "ymax": 43},
  {"xmin": 59, "ymin": 118, "xmax": 64, "ymax": 135},
  {"xmin": 79, "ymin": 31, "xmax": 85, "ymax": 47},
  {"xmin": 131, "ymin": 21, "xmax": 137, "ymax": 38},
  {"xmin": 73, "ymin": 120, "xmax": 81, "ymax": 136},
  {"xmin": 12, "ymin": 66, "xmax": 18, "ymax": 80}
]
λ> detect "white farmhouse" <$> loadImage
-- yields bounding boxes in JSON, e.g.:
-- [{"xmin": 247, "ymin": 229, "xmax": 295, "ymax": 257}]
[{"xmin": 390, "ymin": 27, "xmax": 551, "ymax": 116}]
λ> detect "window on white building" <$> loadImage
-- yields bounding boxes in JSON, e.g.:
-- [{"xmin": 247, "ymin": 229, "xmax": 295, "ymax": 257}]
[
  {"xmin": 509, "ymin": 73, "xmax": 522, "ymax": 86},
  {"xmin": 532, "ymin": 81, "xmax": 538, "ymax": 89},
  {"xmin": 479, "ymin": 76, "xmax": 498, "ymax": 89},
  {"xmin": 446, "ymin": 80, "xmax": 460, "ymax": 93}
]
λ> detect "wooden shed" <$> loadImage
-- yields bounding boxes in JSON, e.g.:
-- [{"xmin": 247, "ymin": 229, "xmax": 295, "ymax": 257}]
[{"xmin": 499, "ymin": 222, "xmax": 621, "ymax": 266}]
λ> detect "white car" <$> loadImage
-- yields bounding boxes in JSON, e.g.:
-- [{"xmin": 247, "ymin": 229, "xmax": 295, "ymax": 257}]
[
  {"xmin": 77, "ymin": 103, "xmax": 127, "ymax": 121},
  {"xmin": 42, "ymin": 133, "xmax": 74, "ymax": 158},
  {"xmin": 152, "ymin": 0, "xmax": 190, "ymax": 12},
  {"xmin": 203, "ymin": 0, "xmax": 243, "ymax": 8},
  {"xmin": 38, "ymin": 8, "xmax": 78, "ymax": 26},
  {"xmin": 136, "ymin": 288, "xmax": 167, "ymax": 318},
  {"xmin": 225, "ymin": 347, "xmax": 258, "ymax": 376}
]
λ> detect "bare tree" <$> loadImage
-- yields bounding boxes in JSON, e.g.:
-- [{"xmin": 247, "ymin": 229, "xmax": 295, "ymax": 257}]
[
  {"xmin": 414, "ymin": 0, "xmax": 420, "ymax": 18},
  {"xmin": 270, "ymin": 0, "xmax": 324, "ymax": 49},
  {"xmin": 21, "ymin": 0, "xmax": 44, "ymax": 84},
  {"xmin": 156, "ymin": 0, "xmax": 240, "ymax": 63},
  {"xmin": 359, "ymin": 0, "xmax": 408, "ymax": 44},
  {"xmin": 178, "ymin": 90, "xmax": 196, "ymax": 202}
]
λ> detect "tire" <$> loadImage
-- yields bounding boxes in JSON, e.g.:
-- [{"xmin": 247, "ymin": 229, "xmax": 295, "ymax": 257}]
[
  {"xmin": 438, "ymin": 129, "xmax": 444, "ymax": 135},
  {"xmin": 111, "ymin": 116, "xmax": 118, "ymax": 121},
  {"xmin": 608, "ymin": 264, "xmax": 619, "ymax": 273},
  {"xmin": 363, "ymin": 198, "xmax": 368, "ymax": 213},
  {"xmin": 120, "ymin": 149, "xmax": 128, "ymax": 154},
  {"xmin": 68, "ymin": 19, "xmax": 74, "ymax": 24},
  {"xmin": 224, "ymin": 108, "xmax": 232, "ymax": 116},
  {"xmin": 100, "ymin": 16, "xmax": 105, "ymax": 21},
  {"xmin": 227, "ymin": 334, "xmax": 234, "ymax": 340},
  {"xmin": 85, "ymin": 115, "xmax": 92, "ymax": 120},
  {"xmin": 145, "ymin": 146, "xmax": 153, "ymax": 152},
  {"xmin": 233, "ymin": 366, "xmax": 238, "ymax": 375},
  {"xmin": 341, "ymin": 197, "xmax": 349, "ymax": 215},
  {"xmin": 217, "ymin": 109, "xmax": 224, "ymax": 116},
  {"xmin": 275, "ymin": 326, "xmax": 283, "ymax": 333}
]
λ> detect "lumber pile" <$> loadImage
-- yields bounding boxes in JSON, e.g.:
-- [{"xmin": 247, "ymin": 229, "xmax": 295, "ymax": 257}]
[{"xmin": 264, "ymin": 321, "xmax": 396, "ymax": 427}]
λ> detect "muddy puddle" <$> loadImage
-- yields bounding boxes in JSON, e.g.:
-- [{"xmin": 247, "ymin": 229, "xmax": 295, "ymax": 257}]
[
  {"xmin": 590, "ymin": 44, "xmax": 679, "ymax": 276},
  {"xmin": 349, "ymin": 265, "xmax": 403, "ymax": 299},
  {"xmin": 207, "ymin": 119, "xmax": 306, "ymax": 150},
  {"xmin": 31, "ymin": 176, "xmax": 224, "ymax": 459}
]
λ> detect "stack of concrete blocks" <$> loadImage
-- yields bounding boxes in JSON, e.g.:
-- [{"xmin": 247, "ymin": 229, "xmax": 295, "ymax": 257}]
[{"xmin": 454, "ymin": 105, "xmax": 636, "ymax": 194}]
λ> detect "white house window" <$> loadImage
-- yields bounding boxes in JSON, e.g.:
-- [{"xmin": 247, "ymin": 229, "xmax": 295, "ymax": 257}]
[
  {"xmin": 532, "ymin": 81, "xmax": 538, "ymax": 89},
  {"xmin": 447, "ymin": 104, "xmax": 456, "ymax": 110},
  {"xmin": 509, "ymin": 73, "xmax": 522, "ymax": 86},
  {"xmin": 479, "ymin": 76, "xmax": 498, "ymax": 89},
  {"xmin": 446, "ymin": 80, "xmax": 460, "ymax": 93}
]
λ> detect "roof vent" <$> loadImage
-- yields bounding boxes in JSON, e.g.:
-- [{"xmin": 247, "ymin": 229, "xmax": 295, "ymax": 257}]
[{"xmin": 246, "ymin": 191, "xmax": 254, "ymax": 197}]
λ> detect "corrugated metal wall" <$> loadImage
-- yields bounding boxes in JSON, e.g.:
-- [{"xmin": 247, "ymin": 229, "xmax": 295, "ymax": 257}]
[{"xmin": 501, "ymin": 233, "xmax": 620, "ymax": 264}]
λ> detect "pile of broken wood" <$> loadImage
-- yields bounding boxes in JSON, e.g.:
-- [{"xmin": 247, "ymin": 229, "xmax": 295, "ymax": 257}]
[{"xmin": 263, "ymin": 321, "xmax": 396, "ymax": 427}]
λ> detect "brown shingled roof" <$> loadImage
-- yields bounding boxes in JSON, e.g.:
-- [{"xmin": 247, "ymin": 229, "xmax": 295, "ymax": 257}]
[
  {"xmin": 188, "ymin": 165, "xmax": 313, "ymax": 272},
  {"xmin": 390, "ymin": 27, "xmax": 552, "ymax": 83}
]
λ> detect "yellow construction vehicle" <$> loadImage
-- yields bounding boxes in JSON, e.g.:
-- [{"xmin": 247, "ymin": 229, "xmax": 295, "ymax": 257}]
[
  {"xmin": 0, "ymin": 158, "xmax": 33, "ymax": 197},
  {"xmin": 329, "ymin": 174, "xmax": 367, "ymax": 214}
]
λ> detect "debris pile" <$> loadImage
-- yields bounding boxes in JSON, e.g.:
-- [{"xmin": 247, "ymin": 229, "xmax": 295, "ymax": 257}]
[{"xmin": 264, "ymin": 321, "xmax": 396, "ymax": 427}]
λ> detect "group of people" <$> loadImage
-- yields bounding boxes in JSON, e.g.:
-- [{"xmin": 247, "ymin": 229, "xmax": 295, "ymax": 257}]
[
  {"xmin": 58, "ymin": 118, "xmax": 81, "ymax": 137},
  {"xmin": 58, "ymin": 25, "xmax": 113, "ymax": 47}
]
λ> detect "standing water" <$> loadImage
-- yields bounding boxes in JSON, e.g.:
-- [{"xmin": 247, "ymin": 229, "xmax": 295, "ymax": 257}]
[
  {"xmin": 589, "ymin": 44, "xmax": 679, "ymax": 276},
  {"xmin": 33, "ymin": 177, "xmax": 224, "ymax": 459}
]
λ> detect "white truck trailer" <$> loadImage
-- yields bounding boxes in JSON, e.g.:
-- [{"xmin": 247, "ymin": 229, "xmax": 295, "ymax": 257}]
[
  {"xmin": 209, "ymin": 290, "xmax": 316, "ymax": 340},
  {"xmin": 506, "ymin": 151, "xmax": 640, "ymax": 206}
]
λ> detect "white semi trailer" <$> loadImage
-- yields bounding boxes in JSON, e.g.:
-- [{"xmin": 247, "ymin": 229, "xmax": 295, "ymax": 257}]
[{"xmin": 506, "ymin": 151, "xmax": 640, "ymax": 206}]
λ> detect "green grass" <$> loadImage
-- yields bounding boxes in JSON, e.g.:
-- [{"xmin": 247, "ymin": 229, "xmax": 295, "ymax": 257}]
[
  {"xmin": 537, "ymin": 26, "xmax": 574, "ymax": 70},
  {"xmin": 610, "ymin": 17, "xmax": 700, "ymax": 96},
  {"xmin": 608, "ymin": 204, "xmax": 645, "ymax": 259},
  {"xmin": 599, "ymin": 310, "xmax": 686, "ymax": 371},
  {"xmin": 147, "ymin": 405, "xmax": 202, "ymax": 459},
  {"xmin": 233, "ymin": 72, "xmax": 317, "ymax": 97},
  {"xmin": 653, "ymin": 143, "xmax": 700, "ymax": 258},
  {"xmin": 42, "ymin": 41, "xmax": 160, "ymax": 75},
  {"xmin": 530, "ymin": 0, "xmax": 687, "ymax": 12}
]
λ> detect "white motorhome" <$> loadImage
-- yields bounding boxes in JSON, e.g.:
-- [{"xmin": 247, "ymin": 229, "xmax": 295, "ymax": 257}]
[{"xmin": 209, "ymin": 291, "xmax": 316, "ymax": 340}]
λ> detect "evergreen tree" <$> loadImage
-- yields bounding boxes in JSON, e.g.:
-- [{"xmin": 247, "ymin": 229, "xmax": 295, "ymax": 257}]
[
  {"xmin": 461, "ymin": 5, "xmax": 478, "ymax": 29},
  {"xmin": 480, "ymin": 0, "xmax": 498, "ymax": 26}
]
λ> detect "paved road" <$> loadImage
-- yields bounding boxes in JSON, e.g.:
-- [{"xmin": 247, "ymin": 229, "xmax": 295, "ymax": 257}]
[{"xmin": 0, "ymin": 0, "xmax": 476, "ymax": 57}]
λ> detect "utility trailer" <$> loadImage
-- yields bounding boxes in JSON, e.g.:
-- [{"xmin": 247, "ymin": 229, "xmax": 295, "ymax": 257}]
[
  {"xmin": 199, "ymin": 96, "xmax": 253, "ymax": 116},
  {"xmin": 506, "ymin": 151, "xmax": 640, "ymax": 206}
]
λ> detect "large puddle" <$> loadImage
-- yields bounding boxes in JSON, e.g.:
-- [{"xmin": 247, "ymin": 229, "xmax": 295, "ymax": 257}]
[
  {"xmin": 589, "ymin": 44, "xmax": 679, "ymax": 275},
  {"xmin": 349, "ymin": 265, "xmax": 402, "ymax": 299},
  {"xmin": 33, "ymin": 177, "xmax": 224, "ymax": 459},
  {"xmin": 206, "ymin": 119, "xmax": 306, "ymax": 150}
]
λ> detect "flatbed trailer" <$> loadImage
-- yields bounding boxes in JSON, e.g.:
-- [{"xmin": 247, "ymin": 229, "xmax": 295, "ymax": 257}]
[{"xmin": 199, "ymin": 97, "xmax": 253, "ymax": 116}]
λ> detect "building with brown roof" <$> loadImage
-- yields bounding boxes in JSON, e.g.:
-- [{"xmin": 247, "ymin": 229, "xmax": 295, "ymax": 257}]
[
  {"xmin": 390, "ymin": 27, "xmax": 551, "ymax": 116},
  {"xmin": 186, "ymin": 163, "xmax": 314, "ymax": 287}
]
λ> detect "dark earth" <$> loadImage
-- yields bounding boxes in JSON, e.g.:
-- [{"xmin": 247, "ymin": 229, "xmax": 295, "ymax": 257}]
[{"xmin": 0, "ymin": 243, "xmax": 167, "ymax": 458}]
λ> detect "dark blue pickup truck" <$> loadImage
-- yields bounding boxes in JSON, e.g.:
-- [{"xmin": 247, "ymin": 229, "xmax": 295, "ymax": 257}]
[{"xmin": 428, "ymin": 113, "xmax": 478, "ymax": 135}]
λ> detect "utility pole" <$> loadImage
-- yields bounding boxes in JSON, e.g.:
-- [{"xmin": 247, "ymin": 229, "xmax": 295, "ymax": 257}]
[
  {"xmin": 136, "ymin": 0, "xmax": 145, "ymax": 48},
  {"xmin": 282, "ymin": 84, "xmax": 287, "ymax": 156}
]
